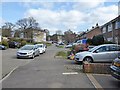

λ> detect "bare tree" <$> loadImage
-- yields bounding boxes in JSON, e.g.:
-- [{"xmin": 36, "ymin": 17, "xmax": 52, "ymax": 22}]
[
  {"xmin": 2, "ymin": 22, "xmax": 15, "ymax": 37},
  {"xmin": 64, "ymin": 29, "xmax": 76, "ymax": 43},
  {"xmin": 16, "ymin": 17, "xmax": 39, "ymax": 39}
]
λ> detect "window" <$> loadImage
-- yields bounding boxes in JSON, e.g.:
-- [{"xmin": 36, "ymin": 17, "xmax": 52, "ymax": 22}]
[
  {"xmin": 108, "ymin": 24, "xmax": 112, "ymax": 32},
  {"xmin": 96, "ymin": 46, "xmax": 109, "ymax": 52},
  {"xmin": 102, "ymin": 27, "xmax": 106, "ymax": 33},
  {"xmin": 115, "ymin": 21, "xmax": 118, "ymax": 29},
  {"xmin": 109, "ymin": 46, "xmax": 120, "ymax": 51},
  {"xmin": 107, "ymin": 38, "xmax": 112, "ymax": 41}
]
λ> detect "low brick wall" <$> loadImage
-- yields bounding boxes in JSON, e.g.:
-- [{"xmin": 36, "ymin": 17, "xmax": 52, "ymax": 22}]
[{"xmin": 83, "ymin": 62, "xmax": 111, "ymax": 74}]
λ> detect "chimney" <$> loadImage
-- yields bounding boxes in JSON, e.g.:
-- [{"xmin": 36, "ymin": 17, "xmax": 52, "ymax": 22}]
[{"xmin": 96, "ymin": 23, "xmax": 98, "ymax": 27}]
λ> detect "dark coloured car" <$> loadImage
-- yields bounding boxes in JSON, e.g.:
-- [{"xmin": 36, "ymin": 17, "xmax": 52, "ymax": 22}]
[
  {"xmin": 8, "ymin": 41, "xmax": 21, "ymax": 48},
  {"xmin": 0, "ymin": 45, "xmax": 7, "ymax": 50},
  {"xmin": 110, "ymin": 56, "xmax": 120, "ymax": 80}
]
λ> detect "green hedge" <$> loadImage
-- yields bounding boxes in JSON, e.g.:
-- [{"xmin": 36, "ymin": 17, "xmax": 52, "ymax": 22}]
[{"xmin": 2, "ymin": 41, "xmax": 9, "ymax": 48}]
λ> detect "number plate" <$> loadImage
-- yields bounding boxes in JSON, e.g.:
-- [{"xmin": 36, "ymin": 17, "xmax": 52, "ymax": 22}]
[{"xmin": 114, "ymin": 62, "xmax": 120, "ymax": 67}]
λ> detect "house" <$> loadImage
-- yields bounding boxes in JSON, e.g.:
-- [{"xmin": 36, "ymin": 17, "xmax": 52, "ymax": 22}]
[
  {"xmin": 86, "ymin": 23, "xmax": 102, "ymax": 39},
  {"xmin": 33, "ymin": 30, "xmax": 47, "ymax": 42},
  {"xmin": 101, "ymin": 15, "xmax": 120, "ymax": 44},
  {"xmin": 51, "ymin": 34, "xmax": 64, "ymax": 43}
]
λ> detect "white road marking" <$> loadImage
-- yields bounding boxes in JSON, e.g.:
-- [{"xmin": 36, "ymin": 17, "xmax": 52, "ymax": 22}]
[{"xmin": 62, "ymin": 72, "xmax": 78, "ymax": 75}]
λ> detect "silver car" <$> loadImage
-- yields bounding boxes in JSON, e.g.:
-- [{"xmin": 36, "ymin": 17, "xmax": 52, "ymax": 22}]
[
  {"xmin": 17, "ymin": 45, "xmax": 40, "ymax": 59},
  {"xmin": 75, "ymin": 44, "xmax": 120, "ymax": 63},
  {"xmin": 35, "ymin": 44, "xmax": 46, "ymax": 54}
]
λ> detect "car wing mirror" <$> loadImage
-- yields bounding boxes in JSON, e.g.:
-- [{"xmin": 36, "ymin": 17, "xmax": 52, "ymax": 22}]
[{"xmin": 94, "ymin": 50, "xmax": 99, "ymax": 53}]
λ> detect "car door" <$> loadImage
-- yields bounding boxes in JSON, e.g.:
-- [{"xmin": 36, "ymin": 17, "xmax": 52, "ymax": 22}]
[
  {"xmin": 109, "ymin": 45, "xmax": 120, "ymax": 62},
  {"xmin": 92, "ymin": 46, "xmax": 110, "ymax": 62}
]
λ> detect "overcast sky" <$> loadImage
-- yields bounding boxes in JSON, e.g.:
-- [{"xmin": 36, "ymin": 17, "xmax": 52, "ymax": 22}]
[{"xmin": 1, "ymin": 0, "xmax": 119, "ymax": 34}]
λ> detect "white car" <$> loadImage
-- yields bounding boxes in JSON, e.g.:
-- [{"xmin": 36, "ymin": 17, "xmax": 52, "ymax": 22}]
[
  {"xmin": 17, "ymin": 45, "xmax": 39, "ymax": 59},
  {"xmin": 75, "ymin": 44, "xmax": 120, "ymax": 63},
  {"xmin": 35, "ymin": 44, "xmax": 46, "ymax": 54}
]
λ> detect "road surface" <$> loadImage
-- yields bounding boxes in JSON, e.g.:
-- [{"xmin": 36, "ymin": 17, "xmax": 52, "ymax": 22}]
[{"xmin": 2, "ymin": 45, "xmax": 94, "ymax": 88}]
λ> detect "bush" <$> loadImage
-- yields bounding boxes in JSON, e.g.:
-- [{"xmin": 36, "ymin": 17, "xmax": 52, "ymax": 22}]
[
  {"xmin": 104, "ymin": 41, "xmax": 115, "ymax": 44},
  {"xmin": 86, "ymin": 39, "xmax": 93, "ymax": 45},
  {"xmin": 2, "ymin": 41, "xmax": 9, "ymax": 48},
  {"xmin": 21, "ymin": 41, "xmax": 27, "ymax": 46},
  {"xmin": 86, "ymin": 35, "xmax": 104, "ymax": 45}
]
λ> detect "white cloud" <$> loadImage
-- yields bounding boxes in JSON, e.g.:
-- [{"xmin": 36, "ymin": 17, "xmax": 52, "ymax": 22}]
[
  {"xmin": 73, "ymin": 0, "xmax": 105, "ymax": 11},
  {"xmin": 24, "ymin": 2, "xmax": 118, "ymax": 34}
]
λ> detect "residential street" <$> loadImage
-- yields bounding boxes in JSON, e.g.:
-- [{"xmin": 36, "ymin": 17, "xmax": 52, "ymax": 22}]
[
  {"xmin": 2, "ymin": 49, "xmax": 33, "ymax": 78},
  {"xmin": 2, "ymin": 46, "xmax": 94, "ymax": 88}
]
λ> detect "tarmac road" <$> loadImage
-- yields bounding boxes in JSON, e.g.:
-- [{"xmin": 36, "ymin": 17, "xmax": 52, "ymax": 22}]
[
  {"xmin": 2, "ymin": 45, "xmax": 94, "ymax": 88},
  {"xmin": 2, "ymin": 48, "xmax": 33, "ymax": 78}
]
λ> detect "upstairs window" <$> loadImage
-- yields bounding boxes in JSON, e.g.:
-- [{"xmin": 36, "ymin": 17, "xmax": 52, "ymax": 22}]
[
  {"xmin": 108, "ymin": 24, "xmax": 112, "ymax": 32},
  {"xmin": 102, "ymin": 27, "xmax": 106, "ymax": 33}
]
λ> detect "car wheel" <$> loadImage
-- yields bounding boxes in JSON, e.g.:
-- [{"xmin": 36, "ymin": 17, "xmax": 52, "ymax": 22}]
[
  {"xmin": 38, "ymin": 52, "xmax": 40, "ymax": 56},
  {"xmin": 83, "ymin": 57, "xmax": 93, "ymax": 63}
]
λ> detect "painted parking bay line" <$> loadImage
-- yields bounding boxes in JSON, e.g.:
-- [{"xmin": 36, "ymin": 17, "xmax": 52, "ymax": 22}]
[{"xmin": 62, "ymin": 72, "xmax": 78, "ymax": 75}]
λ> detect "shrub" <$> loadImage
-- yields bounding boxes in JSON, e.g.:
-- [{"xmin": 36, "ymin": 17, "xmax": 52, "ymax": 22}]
[
  {"xmin": 86, "ymin": 39, "xmax": 93, "ymax": 45},
  {"xmin": 104, "ymin": 41, "xmax": 115, "ymax": 44},
  {"xmin": 2, "ymin": 41, "xmax": 9, "ymax": 48},
  {"xmin": 21, "ymin": 41, "xmax": 27, "ymax": 46},
  {"xmin": 86, "ymin": 35, "xmax": 104, "ymax": 45}
]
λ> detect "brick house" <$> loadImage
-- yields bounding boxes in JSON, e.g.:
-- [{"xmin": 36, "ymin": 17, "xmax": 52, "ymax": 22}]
[
  {"xmin": 101, "ymin": 15, "xmax": 120, "ymax": 44},
  {"xmin": 86, "ymin": 24, "xmax": 102, "ymax": 39}
]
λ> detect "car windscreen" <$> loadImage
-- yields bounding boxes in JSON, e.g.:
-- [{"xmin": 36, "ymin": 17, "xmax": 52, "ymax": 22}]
[
  {"xmin": 88, "ymin": 46, "xmax": 99, "ymax": 52},
  {"xmin": 21, "ymin": 46, "xmax": 34, "ymax": 50},
  {"xmin": 38, "ymin": 45, "xmax": 43, "ymax": 47}
]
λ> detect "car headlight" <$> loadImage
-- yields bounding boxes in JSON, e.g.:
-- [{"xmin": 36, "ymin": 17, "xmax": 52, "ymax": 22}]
[
  {"xmin": 28, "ymin": 51, "xmax": 33, "ymax": 54},
  {"xmin": 17, "ymin": 52, "xmax": 20, "ymax": 54}
]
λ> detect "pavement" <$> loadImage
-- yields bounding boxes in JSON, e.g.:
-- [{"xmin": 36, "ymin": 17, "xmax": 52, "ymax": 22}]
[{"xmin": 1, "ymin": 45, "xmax": 120, "ymax": 89}]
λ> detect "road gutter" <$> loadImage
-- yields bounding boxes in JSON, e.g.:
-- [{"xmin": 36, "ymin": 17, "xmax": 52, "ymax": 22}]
[{"xmin": 87, "ymin": 74, "xmax": 103, "ymax": 89}]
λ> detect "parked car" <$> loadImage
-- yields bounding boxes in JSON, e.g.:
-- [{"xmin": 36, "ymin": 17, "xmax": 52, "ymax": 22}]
[
  {"xmin": 35, "ymin": 44, "xmax": 46, "ymax": 54},
  {"xmin": 9, "ymin": 41, "xmax": 21, "ymax": 48},
  {"xmin": 75, "ymin": 44, "xmax": 120, "ymax": 63},
  {"xmin": 56, "ymin": 43, "xmax": 65, "ymax": 47},
  {"xmin": 0, "ymin": 45, "xmax": 7, "ymax": 50},
  {"xmin": 110, "ymin": 56, "xmax": 120, "ymax": 80},
  {"xmin": 17, "ymin": 45, "xmax": 39, "ymax": 59},
  {"xmin": 65, "ymin": 43, "xmax": 72, "ymax": 48},
  {"xmin": 44, "ymin": 44, "xmax": 47, "ymax": 48}
]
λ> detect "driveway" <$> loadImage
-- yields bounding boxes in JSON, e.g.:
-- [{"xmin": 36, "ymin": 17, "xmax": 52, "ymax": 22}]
[{"xmin": 2, "ymin": 46, "xmax": 94, "ymax": 88}]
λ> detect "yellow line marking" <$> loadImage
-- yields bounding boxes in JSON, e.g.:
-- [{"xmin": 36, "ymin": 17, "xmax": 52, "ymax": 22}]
[{"xmin": 87, "ymin": 74, "xmax": 103, "ymax": 89}]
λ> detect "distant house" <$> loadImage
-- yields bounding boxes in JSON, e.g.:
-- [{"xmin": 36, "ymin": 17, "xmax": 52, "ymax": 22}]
[
  {"xmin": 76, "ymin": 31, "xmax": 87, "ymax": 42},
  {"xmin": 86, "ymin": 24, "xmax": 102, "ymax": 39},
  {"xmin": 33, "ymin": 30, "xmax": 47, "ymax": 42},
  {"xmin": 51, "ymin": 34, "xmax": 64, "ymax": 43},
  {"xmin": 101, "ymin": 15, "xmax": 120, "ymax": 44}
]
